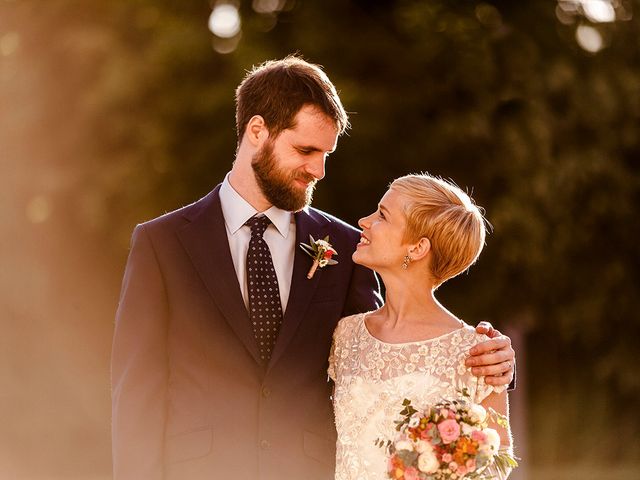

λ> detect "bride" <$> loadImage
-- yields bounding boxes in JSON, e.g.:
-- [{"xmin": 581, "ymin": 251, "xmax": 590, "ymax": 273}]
[{"xmin": 329, "ymin": 174, "xmax": 513, "ymax": 479}]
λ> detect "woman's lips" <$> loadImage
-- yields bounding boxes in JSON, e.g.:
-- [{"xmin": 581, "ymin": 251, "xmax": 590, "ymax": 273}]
[{"xmin": 357, "ymin": 234, "xmax": 370, "ymax": 248}]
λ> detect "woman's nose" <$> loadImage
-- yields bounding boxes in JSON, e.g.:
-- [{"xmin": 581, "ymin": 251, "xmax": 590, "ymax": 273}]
[{"xmin": 358, "ymin": 214, "xmax": 372, "ymax": 230}]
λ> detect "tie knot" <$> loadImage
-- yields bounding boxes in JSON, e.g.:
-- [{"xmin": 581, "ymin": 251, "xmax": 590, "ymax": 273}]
[{"xmin": 246, "ymin": 215, "xmax": 271, "ymax": 239}]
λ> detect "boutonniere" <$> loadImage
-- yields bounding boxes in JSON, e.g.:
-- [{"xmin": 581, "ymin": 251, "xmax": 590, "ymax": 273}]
[{"xmin": 299, "ymin": 235, "xmax": 338, "ymax": 279}]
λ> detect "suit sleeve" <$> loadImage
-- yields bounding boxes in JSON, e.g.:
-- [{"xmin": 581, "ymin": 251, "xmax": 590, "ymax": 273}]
[
  {"xmin": 341, "ymin": 261, "xmax": 383, "ymax": 317},
  {"xmin": 111, "ymin": 224, "xmax": 169, "ymax": 480}
]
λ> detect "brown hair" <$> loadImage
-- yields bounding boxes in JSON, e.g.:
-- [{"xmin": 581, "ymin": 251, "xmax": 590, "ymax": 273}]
[
  {"xmin": 390, "ymin": 174, "xmax": 488, "ymax": 287},
  {"xmin": 235, "ymin": 55, "xmax": 349, "ymax": 145}
]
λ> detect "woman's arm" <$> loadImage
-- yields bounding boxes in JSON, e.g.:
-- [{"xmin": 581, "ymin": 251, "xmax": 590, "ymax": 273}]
[{"xmin": 480, "ymin": 389, "xmax": 514, "ymax": 479}]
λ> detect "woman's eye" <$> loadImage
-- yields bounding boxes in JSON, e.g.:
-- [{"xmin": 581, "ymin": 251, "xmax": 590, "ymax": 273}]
[{"xmin": 378, "ymin": 210, "xmax": 385, "ymax": 219}]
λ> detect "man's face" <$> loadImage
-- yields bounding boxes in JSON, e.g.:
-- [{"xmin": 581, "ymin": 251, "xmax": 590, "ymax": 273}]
[{"xmin": 252, "ymin": 105, "xmax": 339, "ymax": 212}]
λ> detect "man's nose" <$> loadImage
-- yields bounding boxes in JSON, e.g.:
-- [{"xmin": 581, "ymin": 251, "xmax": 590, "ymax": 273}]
[{"xmin": 306, "ymin": 155, "xmax": 326, "ymax": 180}]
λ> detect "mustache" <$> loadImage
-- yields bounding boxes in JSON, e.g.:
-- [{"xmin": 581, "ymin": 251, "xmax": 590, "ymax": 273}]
[{"xmin": 292, "ymin": 171, "xmax": 317, "ymax": 186}]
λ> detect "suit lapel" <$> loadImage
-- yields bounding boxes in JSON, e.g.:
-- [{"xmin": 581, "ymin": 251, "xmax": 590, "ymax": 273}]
[
  {"xmin": 268, "ymin": 209, "xmax": 327, "ymax": 369},
  {"xmin": 176, "ymin": 186, "xmax": 261, "ymax": 364}
]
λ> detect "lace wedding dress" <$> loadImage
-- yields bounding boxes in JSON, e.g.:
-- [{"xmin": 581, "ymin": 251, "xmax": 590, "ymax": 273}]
[{"xmin": 328, "ymin": 313, "xmax": 505, "ymax": 480}]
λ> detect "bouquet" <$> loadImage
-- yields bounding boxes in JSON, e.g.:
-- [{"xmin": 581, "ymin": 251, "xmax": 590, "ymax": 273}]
[{"xmin": 376, "ymin": 389, "xmax": 517, "ymax": 479}]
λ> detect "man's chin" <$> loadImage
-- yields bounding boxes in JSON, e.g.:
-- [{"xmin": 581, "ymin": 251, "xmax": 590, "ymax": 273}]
[{"xmin": 270, "ymin": 194, "xmax": 309, "ymax": 212}]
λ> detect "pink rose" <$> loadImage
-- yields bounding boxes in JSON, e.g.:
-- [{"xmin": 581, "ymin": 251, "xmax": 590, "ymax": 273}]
[
  {"xmin": 442, "ymin": 453, "xmax": 453, "ymax": 463},
  {"xmin": 404, "ymin": 467, "xmax": 420, "ymax": 480},
  {"xmin": 457, "ymin": 466, "xmax": 468, "ymax": 476},
  {"xmin": 471, "ymin": 430, "xmax": 487, "ymax": 443},
  {"xmin": 449, "ymin": 461, "xmax": 459, "ymax": 472},
  {"xmin": 437, "ymin": 419, "xmax": 461, "ymax": 444},
  {"xmin": 465, "ymin": 458, "xmax": 477, "ymax": 471}
]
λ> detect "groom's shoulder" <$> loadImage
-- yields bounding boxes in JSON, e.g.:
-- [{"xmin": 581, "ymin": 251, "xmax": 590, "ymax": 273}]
[
  {"xmin": 137, "ymin": 187, "xmax": 220, "ymax": 232},
  {"xmin": 305, "ymin": 206, "xmax": 361, "ymax": 238}
]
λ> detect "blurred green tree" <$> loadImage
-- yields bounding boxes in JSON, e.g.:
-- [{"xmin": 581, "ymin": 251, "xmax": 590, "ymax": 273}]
[{"xmin": 2, "ymin": 0, "xmax": 638, "ymax": 477}]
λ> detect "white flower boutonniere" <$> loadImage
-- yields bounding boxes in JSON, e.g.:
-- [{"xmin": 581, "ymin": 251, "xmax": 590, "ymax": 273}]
[{"xmin": 299, "ymin": 235, "xmax": 338, "ymax": 279}]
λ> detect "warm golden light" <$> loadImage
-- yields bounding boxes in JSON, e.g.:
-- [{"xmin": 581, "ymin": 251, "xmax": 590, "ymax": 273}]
[
  {"xmin": 252, "ymin": 0, "xmax": 286, "ymax": 14},
  {"xmin": 25, "ymin": 195, "xmax": 52, "ymax": 224},
  {"xmin": 575, "ymin": 24, "xmax": 604, "ymax": 52},
  {"xmin": 208, "ymin": 3, "xmax": 241, "ymax": 39},
  {"xmin": 0, "ymin": 31, "xmax": 20, "ymax": 56},
  {"xmin": 582, "ymin": 0, "xmax": 616, "ymax": 23}
]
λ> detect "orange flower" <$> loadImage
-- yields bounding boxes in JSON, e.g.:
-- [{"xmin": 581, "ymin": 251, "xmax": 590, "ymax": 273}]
[{"xmin": 457, "ymin": 437, "xmax": 478, "ymax": 455}]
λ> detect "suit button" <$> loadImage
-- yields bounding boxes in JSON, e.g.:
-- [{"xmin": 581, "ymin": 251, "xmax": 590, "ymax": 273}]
[
  {"xmin": 261, "ymin": 386, "xmax": 271, "ymax": 398},
  {"xmin": 260, "ymin": 439, "xmax": 270, "ymax": 450}
]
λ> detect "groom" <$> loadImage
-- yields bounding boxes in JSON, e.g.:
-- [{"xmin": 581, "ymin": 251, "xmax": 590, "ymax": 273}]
[{"xmin": 111, "ymin": 56, "xmax": 515, "ymax": 480}]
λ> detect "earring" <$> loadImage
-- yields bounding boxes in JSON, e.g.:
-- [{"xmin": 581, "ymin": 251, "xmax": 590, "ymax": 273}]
[{"xmin": 402, "ymin": 255, "xmax": 412, "ymax": 270}]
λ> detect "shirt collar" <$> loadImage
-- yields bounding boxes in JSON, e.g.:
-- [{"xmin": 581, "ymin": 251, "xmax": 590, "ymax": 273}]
[{"xmin": 219, "ymin": 173, "xmax": 292, "ymax": 238}]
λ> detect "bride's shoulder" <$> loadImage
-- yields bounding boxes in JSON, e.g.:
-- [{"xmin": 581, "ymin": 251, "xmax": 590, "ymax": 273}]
[
  {"xmin": 334, "ymin": 312, "xmax": 368, "ymax": 338},
  {"xmin": 457, "ymin": 322, "xmax": 491, "ymax": 345},
  {"xmin": 336, "ymin": 312, "xmax": 364, "ymax": 329}
]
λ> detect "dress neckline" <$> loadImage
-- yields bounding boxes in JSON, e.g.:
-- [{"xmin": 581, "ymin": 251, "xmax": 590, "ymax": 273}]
[{"xmin": 360, "ymin": 312, "xmax": 467, "ymax": 346}]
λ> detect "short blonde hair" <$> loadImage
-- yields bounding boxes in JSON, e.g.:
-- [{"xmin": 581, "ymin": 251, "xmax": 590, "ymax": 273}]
[{"xmin": 390, "ymin": 174, "xmax": 487, "ymax": 287}]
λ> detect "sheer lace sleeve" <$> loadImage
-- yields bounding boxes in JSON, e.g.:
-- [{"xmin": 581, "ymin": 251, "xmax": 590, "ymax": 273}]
[
  {"xmin": 328, "ymin": 314, "xmax": 357, "ymax": 382},
  {"xmin": 471, "ymin": 334, "xmax": 507, "ymax": 403},
  {"xmin": 327, "ymin": 327, "xmax": 338, "ymax": 382},
  {"xmin": 474, "ymin": 374, "xmax": 507, "ymax": 403},
  {"xmin": 328, "ymin": 334, "xmax": 337, "ymax": 382}
]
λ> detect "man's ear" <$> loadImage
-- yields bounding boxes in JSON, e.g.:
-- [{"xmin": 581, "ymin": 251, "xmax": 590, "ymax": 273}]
[
  {"xmin": 244, "ymin": 115, "xmax": 269, "ymax": 147},
  {"xmin": 408, "ymin": 237, "xmax": 431, "ymax": 261}
]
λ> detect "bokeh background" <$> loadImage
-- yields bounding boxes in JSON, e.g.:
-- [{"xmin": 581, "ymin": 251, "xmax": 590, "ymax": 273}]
[{"xmin": 1, "ymin": 0, "xmax": 639, "ymax": 479}]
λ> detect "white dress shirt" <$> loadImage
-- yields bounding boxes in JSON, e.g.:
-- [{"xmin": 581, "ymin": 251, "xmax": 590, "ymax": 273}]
[{"xmin": 219, "ymin": 174, "xmax": 295, "ymax": 313}]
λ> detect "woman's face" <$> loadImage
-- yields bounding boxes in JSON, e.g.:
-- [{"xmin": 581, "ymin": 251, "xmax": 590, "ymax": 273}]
[{"xmin": 353, "ymin": 188, "xmax": 411, "ymax": 272}]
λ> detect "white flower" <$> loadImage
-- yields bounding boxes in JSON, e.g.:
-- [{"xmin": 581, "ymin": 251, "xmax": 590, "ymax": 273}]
[
  {"xmin": 482, "ymin": 428, "xmax": 501, "ymax": 453},
  {"xmin": 418, "ymin": 450, "xmax": 439, "ymax": 473},
  {"xmin": 417, "ymin": 345, "xmax": 430, "ymax": 356},
  {"xmin": 468, "ymin": 404, "xmax": 487, "ymax": 424},
  {"xmin": 395, "ymin": 440, "xmax": 413, "ymax": 452},
  {"xmin": 415, "ymin": 439, "xmax": 433, "ymax": 454},
  {"xmin": 315, "ymin": 239, "xmax": 332, "ymax": 249},
  {"xmin": 408, "ymin": 415, "xmax": 421, "ymax": 428},
  {"xmin": 461, "ymin": 422, "xmax": 474, "ymax": 436}
]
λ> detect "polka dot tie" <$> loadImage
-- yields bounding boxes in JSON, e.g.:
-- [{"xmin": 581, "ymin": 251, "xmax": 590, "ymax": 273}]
[{"xmin": 245, "ymin": 215, "xmax": 283, "ymax": 364}]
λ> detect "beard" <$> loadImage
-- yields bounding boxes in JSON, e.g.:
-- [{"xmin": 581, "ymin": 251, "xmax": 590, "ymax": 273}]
[{"xmin": 251, "ymin": 141, "xmax": 317, "ymax": 212}]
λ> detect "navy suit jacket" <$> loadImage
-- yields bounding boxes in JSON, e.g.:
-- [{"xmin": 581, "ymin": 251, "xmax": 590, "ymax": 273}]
[{"xmin": 111, "ymin": 185, "xmax": 382, "ymax": 479}]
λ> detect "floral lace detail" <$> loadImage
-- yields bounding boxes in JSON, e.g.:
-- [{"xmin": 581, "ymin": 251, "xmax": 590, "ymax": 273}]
[{"xmin": 328, "ymin": 313, "xmax": 505, "ymax": 480}]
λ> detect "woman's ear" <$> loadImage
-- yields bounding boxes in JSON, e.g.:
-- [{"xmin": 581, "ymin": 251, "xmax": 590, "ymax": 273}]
[
  {"xmin": 244, "ymin": 115, "xmax": 269, "ymax": 147},
  {"xmin": 408, "ymin": 237, "xmax": 431, "ymax": 261}
]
